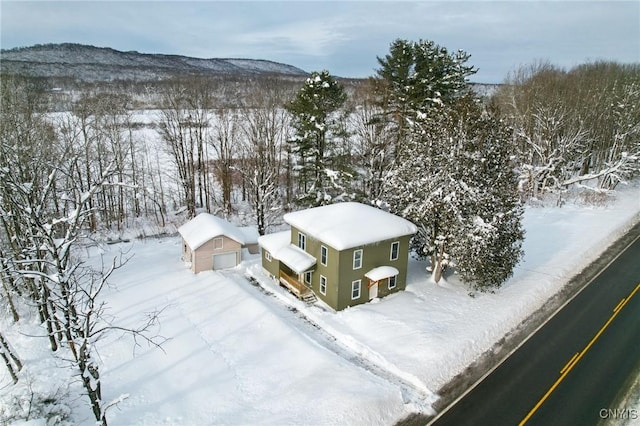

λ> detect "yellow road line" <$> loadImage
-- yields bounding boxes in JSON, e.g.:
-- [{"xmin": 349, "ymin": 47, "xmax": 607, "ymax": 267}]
[
  {"xmin": 560, "ymin": 352, "xmax": 580, "ymax": 375},
  {"xmin": 519, "ymin": 282, "xmax": 640, "ymax": 426}
]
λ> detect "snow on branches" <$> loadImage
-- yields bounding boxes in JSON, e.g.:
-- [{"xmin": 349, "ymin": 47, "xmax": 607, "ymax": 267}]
[{"xmin": 383, "ymin": 94, "xmax": 524, "ymax": 289}]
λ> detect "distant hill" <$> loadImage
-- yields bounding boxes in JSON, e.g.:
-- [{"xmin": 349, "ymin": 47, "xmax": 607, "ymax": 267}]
[{"xmin": 0, "ymin": 43, "xmax": 309, "ymax": 82}]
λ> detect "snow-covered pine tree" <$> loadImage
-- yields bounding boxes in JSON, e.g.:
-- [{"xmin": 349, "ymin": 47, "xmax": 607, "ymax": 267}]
[
  {"xmin": 286, "ymin": 70, "xmax": 350, "ymax": 207},
  {"xmin": 380, "ymin": 42, "xmax": 524, "ymax": 288},
  {"xmin": 382, "ymin": 101, "xmax": 460, "ymax": 283},
  {"xmin": 447, "ymin": 98, "xmax": 524, "ymax": 290},
  {"xmin": 375, "ymin": 39, "xmax": 477, "ymax": 149}
]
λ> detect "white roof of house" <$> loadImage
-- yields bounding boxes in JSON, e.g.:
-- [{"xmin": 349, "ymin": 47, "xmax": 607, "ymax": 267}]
[
  {"xmin": 178, "ymin": 213, "xmax": 248, "ymax": 250},
  {"xmin": 258, "ymin": 230, "xmax": 291, "ymax": 254},
  {"xmin": 258, "ymin": 231, "xmax": 317, "ymax": 274},
  {"xmin": 276, "ymin": 245, "xmax": 317, "ymax": 274},
  {"xmin": 365, "ymin": 266, "xmax": 399, "ymax": 281},
  {"xmin": 283, "ymin": 202, "xmax": 417, "ymax": 250},
  {"xmin": 239, "ymin": 226, "xmax": 260, "ymax": 245}
]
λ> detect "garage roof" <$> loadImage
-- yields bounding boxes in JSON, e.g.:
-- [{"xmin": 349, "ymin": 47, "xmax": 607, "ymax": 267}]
[{"xmin": 178, "ymin": 213, "xmax": 248, "ymax": 250}]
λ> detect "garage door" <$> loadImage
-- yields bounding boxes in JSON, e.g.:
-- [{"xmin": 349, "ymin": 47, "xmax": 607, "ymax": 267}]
[{"xmin": 213, "ymin": 252, "xmax": 237, "ymax": 270}]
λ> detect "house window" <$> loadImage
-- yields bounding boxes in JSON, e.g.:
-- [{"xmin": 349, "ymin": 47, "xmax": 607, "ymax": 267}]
[
  {"xmin": 213, "ymin": 237, "xmax": 223, "ymax": 250},
  {"xmin": 320, "ymin": 275, "xmax": 327, "ymax": 295},
  {"xmin": 388, "ymin": 275, "xmax": 397, "ymax": 290},
  {"xmin": 353, "ymin": 249, "xmax": 363, "ymax": 270},
  {"xmin": 298, "ymin": 232, "xmax": 306, "ymax": 250},
  {"xmin": 351, "ymin": 280, "xmax": 361, "ymax": 300},
  {"xmin": 304, "ymin": 271, "xmax": 312, "ymax": 285},
  {"xmin": 321, "ymin": 246, "xmax": 328, "ymax": 266},
  {"xmin": 265, "ymin": 251, "xmax": 272, "ymax": 262},
  {"xmin": 390, "ymin": 241, "xmax": 399, "ymax": 261}
]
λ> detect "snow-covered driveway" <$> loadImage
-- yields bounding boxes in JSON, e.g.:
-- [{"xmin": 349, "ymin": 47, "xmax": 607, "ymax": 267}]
[{"xmin": 97, "ymin": 240, "xmax": 412, "ymax": 425}]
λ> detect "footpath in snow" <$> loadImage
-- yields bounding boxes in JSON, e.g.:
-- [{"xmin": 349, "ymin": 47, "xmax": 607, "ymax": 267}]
[{"xmin": 1, "ymin": 184, "xmax": 639, "ymax": 425}]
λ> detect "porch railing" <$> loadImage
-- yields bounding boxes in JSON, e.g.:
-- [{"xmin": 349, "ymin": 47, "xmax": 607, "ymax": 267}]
[{"xmin": 279, "ymin": 271, "xmax": 312, "ymax": 298}]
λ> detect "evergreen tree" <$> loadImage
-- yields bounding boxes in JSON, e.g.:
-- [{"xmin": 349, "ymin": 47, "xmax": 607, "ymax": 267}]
[
  {"xmin": 382, "ymin": 79, "xmax": 524, "ymax": 288},
  {"xmin": 375, "ymin": 39, "xmax": 477, "ymax": 149},
  {"xmin": 448, "ymin": 99, "xmax": 524, "ymax": 289},
  {"xmin": 286, "ymin": 70, "xmax": 349, "ymax": 207}
]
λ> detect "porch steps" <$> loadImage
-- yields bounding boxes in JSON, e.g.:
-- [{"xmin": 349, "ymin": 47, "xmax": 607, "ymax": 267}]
[{"xmin": 301, "ymin": 292, "xmax": 318, "ymax": 304}]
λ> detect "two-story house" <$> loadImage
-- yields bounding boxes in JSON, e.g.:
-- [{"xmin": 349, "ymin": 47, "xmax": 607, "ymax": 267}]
[{"xmin": 258, "ymin": 202, "xmax": 417, "ymax": 311}]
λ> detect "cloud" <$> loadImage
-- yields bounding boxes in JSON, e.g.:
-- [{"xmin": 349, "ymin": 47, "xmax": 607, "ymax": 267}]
[
  {"xmin": 236, "ymin": 19, "xmax": 350, "ymax": 57},
  {"xmin": 1, "ymin": 1, "xmax": 638, "ymax": 83}
]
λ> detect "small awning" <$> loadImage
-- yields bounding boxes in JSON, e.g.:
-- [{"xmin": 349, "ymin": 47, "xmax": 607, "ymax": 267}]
[
  {"xmin": 365, "ymin": 266, "xmax": 399, "ymax": 282},
  {"xmin": 277, "ymin": 244, "xmax": 317, "ymax": 274}
]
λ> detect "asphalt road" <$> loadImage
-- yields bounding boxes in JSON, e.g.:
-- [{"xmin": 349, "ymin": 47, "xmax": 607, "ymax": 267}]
[{"xmin": 431, "ymin": 233, "xmax": 640, "ymax": 426}]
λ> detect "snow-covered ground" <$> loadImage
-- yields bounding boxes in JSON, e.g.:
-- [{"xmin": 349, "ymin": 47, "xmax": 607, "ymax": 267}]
[{"xmin": 2, "ymin": 184, "xmax": 639, "ymax": 425}]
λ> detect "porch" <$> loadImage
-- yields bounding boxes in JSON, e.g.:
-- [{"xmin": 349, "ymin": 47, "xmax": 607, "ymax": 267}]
[{"xmin": 279, "ymin": 270, "xmax": 313, "ymax": 299}]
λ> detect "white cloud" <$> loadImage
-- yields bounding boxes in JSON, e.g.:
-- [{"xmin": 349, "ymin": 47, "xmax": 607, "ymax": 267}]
[
  {"xmin": 235, "ymin": 19, "xmax": 351, "ymax": 57},
  {"xmin": 1, "ymin": 1, "xmax": 638, "ymax": 82}
]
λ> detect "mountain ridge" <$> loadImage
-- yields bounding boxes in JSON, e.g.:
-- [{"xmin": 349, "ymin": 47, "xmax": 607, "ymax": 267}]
[{"xmin": 0, "ymin": 43, "xmax": 309, "ymax": 81}]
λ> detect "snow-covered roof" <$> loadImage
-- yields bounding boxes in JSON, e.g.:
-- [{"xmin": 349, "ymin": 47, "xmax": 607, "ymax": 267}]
[
  {"xmin": 276, "ymin": 245, "xmax": 317, "ymax": 274},
  {"xmin": 283, "ymin": 202, "xmax": 418, "ymax": 251},
  {"xmin": 178, "ymin": 213, "xmax": 248, "ymax": 250},
  {"xmin": 365, "ymin": 266, "xmax": 399, "ymax": 281},
  {"xmin": 239, "ymin": 226, "xmax": 259, "ymax": 245},
  {"xmin": 258, "ymin": 231, "xmax": 317, "ymax": 274},
  {"xmin": 258, "ymin": 230, "xmax": 291, "ymax": 254}
]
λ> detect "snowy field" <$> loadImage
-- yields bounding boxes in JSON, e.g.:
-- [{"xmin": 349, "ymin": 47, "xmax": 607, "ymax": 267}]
[{"xmin": 2, "ymin": 184, "xmax": 639, "ymax": 425}]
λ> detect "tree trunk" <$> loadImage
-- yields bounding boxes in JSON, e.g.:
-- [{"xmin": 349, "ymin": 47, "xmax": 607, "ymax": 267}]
[
  {"xmin": 1, "ymin": 278, "xmax": 20, "ymax": 322},
  {"xmin": 0, "ymin": 332, "xmax": 22, "ymax": 384}
]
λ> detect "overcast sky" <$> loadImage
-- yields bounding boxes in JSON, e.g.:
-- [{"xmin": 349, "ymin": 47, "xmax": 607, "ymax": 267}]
[{"xmin": 1, "ymin": 1, "xmax": 638, "ymax": 83}]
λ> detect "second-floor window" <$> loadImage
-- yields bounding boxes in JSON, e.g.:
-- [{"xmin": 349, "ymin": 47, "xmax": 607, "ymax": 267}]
[
  {"xmin": 353, "ymin": 249, "xmax": 363, "ymax": 270},
  {"xmin": 321, "ymin": 245, "xmax": 328, "ymax": 266},
  {"xmin": 298, "ymin": 232, "xmax": 306, "ymax": 250},
  {"xmin": 390, "ymin": 241, "xmax": 399, "ymax": 261}
]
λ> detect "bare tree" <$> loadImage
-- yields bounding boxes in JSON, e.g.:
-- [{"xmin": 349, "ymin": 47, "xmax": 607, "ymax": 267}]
[
  {"xmin": 349, "ymin": 81, "xmax": 395, "ymax": 201},
  {"xmin": 238, "ymin": 82, "xmax": 290, "ymax": 234},
  {"xmin": 211, "ymin": 108, "xmax": 238, "ymax": 216},
  {"xmin": 0, "ymin": 331, "xmax": 22, "ymax": 384},
  {"xmin": 0, "ymin": 75, "xmax": 164, "ymax": 425},
  {"xmin": 157, "ymin": 82, "xmax": 198, "ymax": 217},
  {"xmin": 157, "ymin": 79, "xmax": 218, "ymax": 217},
  {"xmin": 494, "ymin": 61, "xmax": 640, "ymax": 198}
]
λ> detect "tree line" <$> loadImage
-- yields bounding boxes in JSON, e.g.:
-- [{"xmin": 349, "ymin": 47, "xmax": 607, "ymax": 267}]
[
  {"xmin": 1, "ymin": 38, "xmax": 638, "ymax": 424},
  {"xmin": 0, "ymin": 77, "xmax": 164, "ymax": 425},
  {"xmin": 493, "ymin": 61, "xmax": 640, "ymax": 197}
]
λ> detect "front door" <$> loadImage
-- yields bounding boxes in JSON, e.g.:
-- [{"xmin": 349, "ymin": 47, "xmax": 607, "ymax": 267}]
[{"xmin": 369, "ymin": 280, "xmax": 378, "ymax": 300}]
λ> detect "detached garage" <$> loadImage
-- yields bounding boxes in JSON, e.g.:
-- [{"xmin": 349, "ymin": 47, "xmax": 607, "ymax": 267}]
[{"xmin": 178, "ymin": 213, "xmax": 258, "ymax": 273}]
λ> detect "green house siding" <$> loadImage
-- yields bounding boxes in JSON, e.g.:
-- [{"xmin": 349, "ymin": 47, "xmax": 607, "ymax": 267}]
[
  {"xmin": 262, "ymin": 226, "xmax": 412, "ymax": 311},
  {"xmin": 313, "ymin": 242, "xmax": 342, "ymax": 308},
  {"xmin": 377, "ymin": 236, "xmax": 410, "ymax": 298},
  {"xmin": 261, "ymin": 248, "xmax": 280, "ymax": 278},
  {"xmin": 289, "ymin": 226, "xmax": 340, "ymax": 308},
  {"xmin": 333, "ymin": 235, "xmax": 412, "ymax": 311}
]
